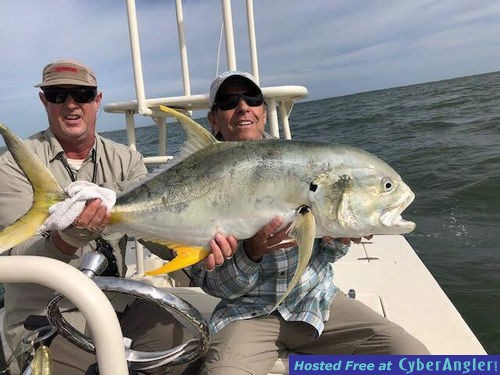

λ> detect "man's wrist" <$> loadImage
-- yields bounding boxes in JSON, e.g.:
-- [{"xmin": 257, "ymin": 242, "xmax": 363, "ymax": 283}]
[{"xmin": 242, "ymin": 239, "xmax": 263, "ymax": 262}]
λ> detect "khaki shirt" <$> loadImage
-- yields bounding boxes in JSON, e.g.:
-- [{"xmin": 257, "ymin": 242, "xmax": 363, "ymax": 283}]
[{"xmin": 0, "ymin": 128, "xmax": 148, "ymax": 351}]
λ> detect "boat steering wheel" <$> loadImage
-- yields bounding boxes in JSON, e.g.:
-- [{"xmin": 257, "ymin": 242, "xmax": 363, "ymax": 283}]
[{"xmin": 46, "ymin": 252, "xmax": 209, "ymax": 371}]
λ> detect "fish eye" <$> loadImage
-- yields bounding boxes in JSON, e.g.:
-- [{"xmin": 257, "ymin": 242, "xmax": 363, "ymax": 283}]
[{"xmin": 382, "ymin": 178, "xmax": 394, "ymax": 191}]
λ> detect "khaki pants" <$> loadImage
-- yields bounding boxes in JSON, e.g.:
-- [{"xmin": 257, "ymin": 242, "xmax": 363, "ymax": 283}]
[
  {"xmin": 49, "ymin": 298, "xmax": 189, "ymax": 375},
  {"xmin": 198, "ymin": 292, "xmax": 429, "ymax": 375}
]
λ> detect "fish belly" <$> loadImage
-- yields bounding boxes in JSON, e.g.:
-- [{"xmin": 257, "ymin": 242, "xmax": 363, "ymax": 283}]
[{"xmin": 112, "ymin": 196, "xmax": 298, "ymax": 247}]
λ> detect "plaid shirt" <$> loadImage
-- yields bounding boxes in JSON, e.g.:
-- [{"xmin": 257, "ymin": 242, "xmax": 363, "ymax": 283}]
[{"xmin": 191, "ymin": 238, "xmax": 349, "ymax": 338}]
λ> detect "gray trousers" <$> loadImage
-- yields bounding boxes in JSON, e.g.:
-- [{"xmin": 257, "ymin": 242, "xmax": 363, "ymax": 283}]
[{"xmin": 198, "ymin": 292, "xmax": 430, "ymax": 375}]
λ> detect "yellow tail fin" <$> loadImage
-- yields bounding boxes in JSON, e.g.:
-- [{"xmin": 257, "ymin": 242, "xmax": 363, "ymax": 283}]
[{"xmin": 0, "ymin": 123, "xmax": 66, "ymax": 253}]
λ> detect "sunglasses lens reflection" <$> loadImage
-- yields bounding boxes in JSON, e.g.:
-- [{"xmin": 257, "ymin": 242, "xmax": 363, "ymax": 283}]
[
  {"xmin": 217, "ymin": 93, "xmax": 264, "ymax": 110},
  {"xmin": 43, "ymin": 88, "xmax": 97, "ymax": 104}
]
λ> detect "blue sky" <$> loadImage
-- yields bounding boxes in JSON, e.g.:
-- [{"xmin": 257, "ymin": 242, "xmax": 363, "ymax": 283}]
[{"xmin": 1, "ymin": 0, "xmax": 500, "ymax": 138}]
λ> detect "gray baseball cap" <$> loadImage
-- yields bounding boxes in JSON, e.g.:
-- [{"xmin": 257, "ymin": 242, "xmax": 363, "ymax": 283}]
[{"xmin": 208, "ymin": 70, "xmax": 261, "ymax": 108}]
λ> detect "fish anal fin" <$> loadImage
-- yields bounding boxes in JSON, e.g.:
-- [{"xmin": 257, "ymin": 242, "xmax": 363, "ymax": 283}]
[
  {"xmin": 144, "ymin": 241, "xmax": 210, "ymax": 276},
  {"xmin": 272, "ymin": 205, "xmax": 316, "ymax": 311}
]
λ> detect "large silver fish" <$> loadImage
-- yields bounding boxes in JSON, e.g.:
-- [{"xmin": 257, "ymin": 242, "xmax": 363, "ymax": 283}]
[{"xmin": 0, "ymin": 106, "xmax": 415, "ymax": 308}]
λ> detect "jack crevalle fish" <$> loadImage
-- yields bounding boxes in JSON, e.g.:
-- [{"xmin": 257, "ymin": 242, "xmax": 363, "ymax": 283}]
[{"xmin": 0, "ymin": 106, "xmax": 415, "ymax": 309}]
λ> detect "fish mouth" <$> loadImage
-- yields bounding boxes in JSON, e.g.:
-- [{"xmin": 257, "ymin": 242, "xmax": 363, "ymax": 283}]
[{"xmin": 380, "ymin": 192, "xmax": 416, "ymax": 233}]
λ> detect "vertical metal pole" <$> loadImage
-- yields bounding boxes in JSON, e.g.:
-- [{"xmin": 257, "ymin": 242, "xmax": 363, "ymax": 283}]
[
  {"xmin": 124, "ymin": 107, "xmax": 145, "ymax": 275},
  {"xmin": 267, "ymin": 97, "xmax": 279, "ymax": 138},
  {"xmin": 175, "ymin": 0, "xmax": 191, "ymax": 96},
  {"xmin": 125, "ymin": 111, "xmax": 137, "ymax": 150},
  {"xmin": 246, "ymin": 0, "xmax": 259, "ymax": 83},
  {"xmin": 221, "ymin": 0, "xmax": 237, "ymax": 70},
  {"xmin": 126, "ymin": 0, "xmax": 152, "ymax": 115},
  {"xmin": 279, "ymin": 101, "xmax": 292, "ymax": 140},
  {"xmin": 156, "ymin": 117, "xmax": 167, "ymax": 156}
]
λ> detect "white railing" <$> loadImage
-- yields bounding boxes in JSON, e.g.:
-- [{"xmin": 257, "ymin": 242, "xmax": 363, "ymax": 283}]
[{"xmin": 104, "ymin": 0, "xmax": 308, "ymax": 166}]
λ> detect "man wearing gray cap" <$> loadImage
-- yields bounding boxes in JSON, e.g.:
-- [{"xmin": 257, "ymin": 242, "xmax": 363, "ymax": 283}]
[
  {"xmin": 189, "ymin": 71, "xmax": 429, "ymax": 375},
  {"xmin": 0, "ymin": 59, "xmax": 236, "ymax": 374}
]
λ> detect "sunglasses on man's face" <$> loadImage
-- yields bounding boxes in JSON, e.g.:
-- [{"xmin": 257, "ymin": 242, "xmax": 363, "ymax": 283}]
[
  {"xmin": 215, "ymin": 93, "xmax": 264, "ymax": 111},
  {"xmin": 43, "ymin": 87, "xmax": 97, "ymax": 104}
]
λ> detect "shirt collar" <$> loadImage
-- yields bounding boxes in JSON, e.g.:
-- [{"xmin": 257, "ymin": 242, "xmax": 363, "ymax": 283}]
[{"xmin": 43, "ymin": 128, "xmax": 98, "ymax": 162}]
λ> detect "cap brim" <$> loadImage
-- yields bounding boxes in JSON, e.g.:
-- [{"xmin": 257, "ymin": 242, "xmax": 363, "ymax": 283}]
[{"xmin": 35, "ymin": 79, "xmax": 97, "ymax": 88}]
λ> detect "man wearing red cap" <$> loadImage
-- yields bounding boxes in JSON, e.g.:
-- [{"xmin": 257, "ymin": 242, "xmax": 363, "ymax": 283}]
[{"xmin": 0, "ymin": 60, "xmax": 236, "ymax": 374}]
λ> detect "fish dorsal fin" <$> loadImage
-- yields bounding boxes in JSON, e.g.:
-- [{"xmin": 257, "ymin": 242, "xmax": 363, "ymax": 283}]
[{"xmin": 159, "ymin": 105, "xmax": 219, "ymax": 161}]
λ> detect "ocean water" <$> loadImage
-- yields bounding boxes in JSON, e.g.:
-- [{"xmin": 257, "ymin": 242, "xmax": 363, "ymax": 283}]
[{"xmin": 100, "ymin": 71, "xmax": 500, "ymax": 354}]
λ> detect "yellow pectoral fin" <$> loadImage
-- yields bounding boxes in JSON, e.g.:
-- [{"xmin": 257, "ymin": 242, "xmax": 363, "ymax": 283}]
[
  {"xmin": 272, "ymin": 205, "xmax": 316, "ymax": 311},
  {"xmin": 145, "ymin": 243, "xmax": 210, "ymax": 276}
]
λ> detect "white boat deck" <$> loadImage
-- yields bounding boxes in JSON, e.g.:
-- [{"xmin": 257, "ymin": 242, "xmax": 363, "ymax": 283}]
[{"xmin": 333, "ymin": 235, "xmax": 486, "ymax": 354}]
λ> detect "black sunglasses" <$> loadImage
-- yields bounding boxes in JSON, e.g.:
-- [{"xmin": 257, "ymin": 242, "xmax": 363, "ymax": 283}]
[
  {"xmin": 215, "ymin": 93, "xmax": 264, "ymax": 111},
  {"xmin": 43, "ymin": 87, "xmax": 97, "ymax": 104}
]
